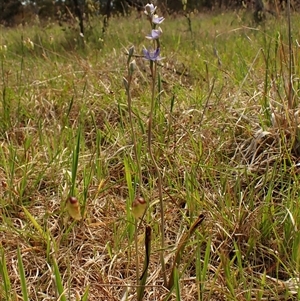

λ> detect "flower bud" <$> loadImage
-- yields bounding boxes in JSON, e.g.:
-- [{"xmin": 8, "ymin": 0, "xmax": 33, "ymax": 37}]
[
  {"xmin": 131, "ymin": 196, "xmax": 147, "ymax": 219},
  {"xmin": 66, "ymin": 196, "xmax": 82, "ymax": 220},
  {"xmin": 0, "ymin": 45, "xmax": 7, "ymax": 52},
  {"xmin": 127, "ymin": 45, "xmax": 135, "ymax": 65},
  {"xmin": 129, "ymin": 59, "xmax": 136, "ymax": 75},
  {"xmin": 128, "ymin": 45, "xmax": 134, "ymax": 57}
]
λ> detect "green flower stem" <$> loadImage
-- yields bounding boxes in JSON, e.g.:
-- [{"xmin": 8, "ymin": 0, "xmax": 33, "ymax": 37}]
[
  {"xmin": 134, "ymin": 219, "xmax": 140, "ymax": 282},
  {"xmin": 148, "ymin": 59, "xmax": 167, "ymax": 285},
  {"xmin": 126, "ymin": 64, "xmax": 142, "ymax": 195},
  {"xmin": 125, "ymin": 58, "xmax": 142, "ymax": 283}
]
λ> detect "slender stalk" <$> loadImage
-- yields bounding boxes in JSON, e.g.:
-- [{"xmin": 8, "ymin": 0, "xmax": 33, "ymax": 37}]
[
  {"xmin": 125, "ymin": 50, "xmax": 143, "ymax": 284},
  {"xmin": 287, "ymin": 0, "xmax": 293, "ymax": 109},
  {"xmin": 137, "ymin": 225, "xmax": 152, "ymax": 300},
  {"xmin": 126, "ymin": 65, "xmax": 142, "ymax": 195},
  {"xmin": 147, "ymin": 60, "xmax": 167, "ymax": 285},
  {"xmin": 167, "ymin": 214, "xmax": 205, "ymax": 289},
  {"xmin": 127, "ymin": 82, "xmax": 141, "ymax": 283},
  {"xmin": 134, "ymin": 219, "xmax": 140, "ymax": 282}
]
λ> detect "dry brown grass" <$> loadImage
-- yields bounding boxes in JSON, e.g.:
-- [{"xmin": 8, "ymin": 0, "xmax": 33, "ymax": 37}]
[{"xmin": 2, "ymin": 12, "xmax": 300, "ymax": 301}]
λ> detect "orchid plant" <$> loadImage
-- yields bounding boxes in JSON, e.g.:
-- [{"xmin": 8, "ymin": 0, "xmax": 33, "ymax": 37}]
[
  {"xmin": 142, "ymin": 2, "xmax": 167, "ymax": 286},
  {"xmin": 124, "ymin": 2, "xmax": 167, "ymax": 294}
]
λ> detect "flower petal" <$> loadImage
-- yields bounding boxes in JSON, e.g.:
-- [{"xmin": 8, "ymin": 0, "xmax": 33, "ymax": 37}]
[
  {"xmin": 145, "ymin": 28, "xmax": 162, "ymax": 40},
  {"xmin": 152, "ymin": 15, "xmax": 165, "ymax": 24},
  {"xmin": 143, "ymin": 47, "xmax": 163, "ymax": 61},
  {"xmin": 144, "ymin": 3, "xmax": 157, "ymax": 16}
]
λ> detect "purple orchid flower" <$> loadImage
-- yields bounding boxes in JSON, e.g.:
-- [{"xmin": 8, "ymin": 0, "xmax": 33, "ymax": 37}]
[
  {"xmin": 144, "ymin": 3, "xmax": 157, "ymax": 16},
  {"xmin": 152, "ymin": 15, "xmax": 165, "ymax": 25},
  {"xmin": 146, "ymin": 27, "xmax": 163, "ymax": 40},
  {"xmin": 143, "ymin": 48, "xmax": 163, "ymax": 61}
]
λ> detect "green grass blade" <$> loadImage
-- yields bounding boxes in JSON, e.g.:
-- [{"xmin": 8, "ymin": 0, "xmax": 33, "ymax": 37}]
[
  {"xmin": 71, "ymin": 126, "xmax": 81, "ymax": 196},
  {"xmin": 81, "ymin": 285, "xmax": 90, "ymax": 301},
  {"xmin": 167, "ymin": 214, "xmax": 205, "ymax": 289},
  {"xmin": 197, "ymin": 236, "xmax": 211, "ymax": 300},
  {"xmin": 124, "ymin": 157, "xmax": 134, "ymax": 202},
  {"xmin": 22, "ymin": 206, "xmax": 48, "ymax": 243},
  {"xmin": 52, "ymin": 256, "xmax": 67, "ymax": 301},
  {"xmin": 0, "ymin": 247, "xmax": 12, "ymax": 301},
  {"xmin": 173, "ymin": 264, "xmax": 181, "ymax": 301},
  {"xmin": 17, "ymin": 246, "xmax": 29, "ymax": 301}
]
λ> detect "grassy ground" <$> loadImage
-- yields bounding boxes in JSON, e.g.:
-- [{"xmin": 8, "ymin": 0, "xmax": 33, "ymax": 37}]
[{"xmin": 1, "ymin": 8, "xmax": 300, "ymax": 301}]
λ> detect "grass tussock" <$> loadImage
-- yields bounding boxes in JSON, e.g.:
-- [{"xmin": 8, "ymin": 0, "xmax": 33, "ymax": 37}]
[{"xmin": 1, "ymin": 10, "xmax": 300, "ymax": 301}]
